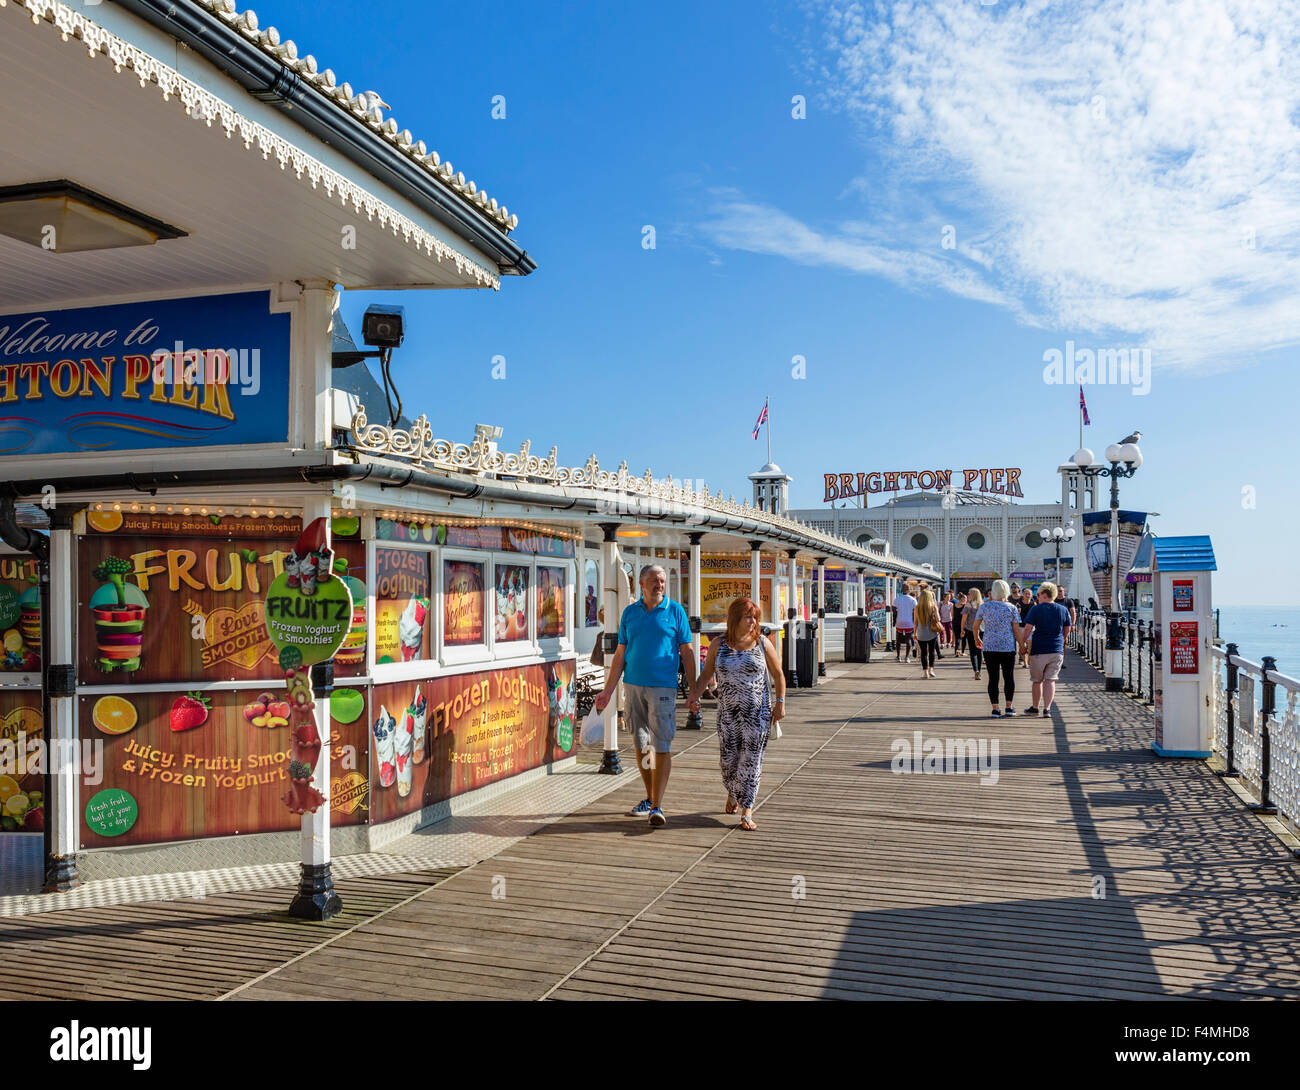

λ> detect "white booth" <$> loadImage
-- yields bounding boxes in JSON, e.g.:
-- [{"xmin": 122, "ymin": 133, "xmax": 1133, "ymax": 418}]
[{"xmin": 1150, "ymin": 536, "xmax": 1216, "ymax": 758}]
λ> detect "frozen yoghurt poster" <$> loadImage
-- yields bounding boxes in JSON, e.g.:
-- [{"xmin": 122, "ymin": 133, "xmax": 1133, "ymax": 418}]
[
  {"xmin": 78, "ymin": 511, "xmax": 312, "ymax": 685},
  {"xmin": 374, "ymin": 547, "xmax": 431, "ymax": 663},
  {"xmin": 78, "ymin": 683, "xmax": 369, "ymax": 848},
  {"xmin": 494, "ymin": 563, "xmax": 529, "ymax": 643},
  {"xmin": 370, "ymin": 659, "xmax": 575, "ymax": 824},
  {"xmin": 537, "ymin": 564, "xmax": 567, "ymax": 638},
  {"xmin": 0, "ymin": 554, "xmax": 41, "ymax": 673},
  {"xmin": 443, "ymin": 558, "xmax": 485, "ymax": 647}
]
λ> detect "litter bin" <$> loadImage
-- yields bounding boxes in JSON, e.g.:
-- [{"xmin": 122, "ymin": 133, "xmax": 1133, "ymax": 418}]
[
  {"xmin": 844, "ymin": 615, "xmax": 869, "ymax": 663},
  {"xmin": 796, "ymin": 622, "xmax": 817, "ymax": 687}
]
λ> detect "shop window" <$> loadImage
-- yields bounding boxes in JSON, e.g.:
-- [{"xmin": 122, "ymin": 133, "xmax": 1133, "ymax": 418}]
[
  {"xmin": 373, "ymin": 547, "xmax": 431, "ymax": 665},
  {"xmin": 442, "ymin": 556, "xmax": 487, "ymax": 662},
  {"xmin": 1025, "ymin": 530, "xmax": 1043, "ymax": 549},
  {"xmin": 967, "ymin": 532, "xmax": 986, "ymax": 550},
  {"xmin": 583, "ymin": 559, "xmax": 600, "ymax": 627},
  {"xmin": 493, "ymin": 562, "xmax": 531, "ymax": 644},
  {"xmin": 537, "ymin": 564, "xmax": 568, "ymax": 640}
]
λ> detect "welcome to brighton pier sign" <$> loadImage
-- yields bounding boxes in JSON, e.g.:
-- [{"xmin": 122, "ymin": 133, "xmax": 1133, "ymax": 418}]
[{"xmin": 824, "ymin": 468, "xmax": 1024, "ymax": 503}]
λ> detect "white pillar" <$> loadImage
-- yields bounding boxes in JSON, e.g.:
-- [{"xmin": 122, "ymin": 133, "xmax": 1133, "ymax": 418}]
[
  {"xmin": 785, "ymin": 550, "xmax": 798, "ymax": 684},
  {"xmin": 599, "ymin": 525, "xmax": 623, "ymax": 772},
  {"xmin": 816, "ymin": 558, "xmax": 827, "ymax": 678},
  {"xmin": 45, "ymin": 509, "xmax": 78, "ymax": 891},
  {"xmin": 289, "ymin": 494, "xmax": 340, "ymax": 919},
  {"xmin": 687, "ymin": 533, "xmax": 703, "ymax": 728},
  {"xmin": 750, "ymin": 540, "xmax": 762, "ymax": 614}
]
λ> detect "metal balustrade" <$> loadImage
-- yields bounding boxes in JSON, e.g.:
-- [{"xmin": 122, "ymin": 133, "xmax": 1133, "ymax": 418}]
[
  {"xmin": 1071, "ymin": 609, "xmax": 1157, "ymax": 703},
  {"xmin": 1211, "ymin": 646, "xmax": 1300, "ymax": 840}
]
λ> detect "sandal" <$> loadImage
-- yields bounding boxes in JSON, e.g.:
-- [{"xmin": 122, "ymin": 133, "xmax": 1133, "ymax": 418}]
[
  {"xmin": 725, "ymin": 797, "xmax": 737, "ymax": 814},
  {"xmin": 739, "ymin": 815, "xmax": 757, "ymax": 831}
]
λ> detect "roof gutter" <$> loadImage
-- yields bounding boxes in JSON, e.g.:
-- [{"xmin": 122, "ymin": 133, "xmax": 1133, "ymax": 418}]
[
  {"xmin": 108, "ymin": 0, "xmax": 536, "ymax": 277},
  {"xmin": 0, "ymin": 462, "xmax": 935, "ymax": 575}
]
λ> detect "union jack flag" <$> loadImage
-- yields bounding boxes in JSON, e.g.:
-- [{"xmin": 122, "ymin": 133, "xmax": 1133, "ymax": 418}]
[
  {"xmin": 752, "ymin": 399, "xmax": 769, "ymax": 439},
  {"xmin": 1079, "ymin": 386, "xmax": 1091, "ymax": 426}
]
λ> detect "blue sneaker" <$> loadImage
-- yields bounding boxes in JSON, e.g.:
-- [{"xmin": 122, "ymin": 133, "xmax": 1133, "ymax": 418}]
[
  {"xmin": 628, "ymin": 798, "xmax": 653, "ymax": 816},
  {"xmin": 648, "ymin": 807, "xmax": 667, "ymax": 827}
]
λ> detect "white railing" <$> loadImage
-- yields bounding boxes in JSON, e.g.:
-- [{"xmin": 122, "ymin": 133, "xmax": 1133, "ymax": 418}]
[{"xmin": 1211, "ymin": 646, "xmax": 1300, "ymax": 834}]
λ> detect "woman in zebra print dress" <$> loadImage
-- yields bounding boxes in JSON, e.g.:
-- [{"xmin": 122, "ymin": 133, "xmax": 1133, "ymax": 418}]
[{"xmin": 692, "ymin": 597, "xmax": 786, "ymax": 831}]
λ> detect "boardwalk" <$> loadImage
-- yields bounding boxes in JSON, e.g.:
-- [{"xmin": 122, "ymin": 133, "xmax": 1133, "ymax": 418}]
[{"xmin": 5, "ymin": 650, "xmax": 1300, "ymax": 1000}]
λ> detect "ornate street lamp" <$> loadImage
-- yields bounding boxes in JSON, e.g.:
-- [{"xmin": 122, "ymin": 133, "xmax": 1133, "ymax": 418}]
[
  {"xmin": 1071, "ymin": 441, "xmax": 1142, "ymax": 690},
  {"xmin": 1048, "ymin": 522, "xmax": 1076, "ymax": 587}
]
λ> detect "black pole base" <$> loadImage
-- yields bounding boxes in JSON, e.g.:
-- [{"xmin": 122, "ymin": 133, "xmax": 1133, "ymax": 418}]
[
  {"xmin": 42, "ymin": 853, "xmax": 79, "ymax": 893},
  {"xmin": 817, "ymin": 662, "xmax": 827, "ymax": 677},
  {"xmin": 783, "ymin": 668, "xmax": 797, "ymax": 687},
  {"xmin": 1215, "ymin": 767, "xmax": 1240, "ymax": 778},
  {"xmin": 1248, "ymin": 801, "xmax": 1279, "ymax": 816},
  {"xmin": 288, "ymin": 862, "xmax": 342, "ymax": 921},
  {"xmin": 1105, "ymin": 676, "xmax": 1124, "ymax": 692},
  {"xmin": 684, "ymin": 711, "xmax": 703, "ymax": 730},
  {"xmin": 598, "ymin": 749, "xmax": 623, "ymax": 775}
]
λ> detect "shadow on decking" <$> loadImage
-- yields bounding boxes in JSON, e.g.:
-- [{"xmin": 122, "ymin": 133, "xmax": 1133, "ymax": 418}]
[{"xmin": 824, "ymin": 665, "xmax": 1300, "ymax": 999}]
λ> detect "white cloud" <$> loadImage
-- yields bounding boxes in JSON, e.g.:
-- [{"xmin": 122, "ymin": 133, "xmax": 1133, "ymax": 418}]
[{"xmin": 706, "ymin": 0, "xmax": 1300, "ymax": 369}]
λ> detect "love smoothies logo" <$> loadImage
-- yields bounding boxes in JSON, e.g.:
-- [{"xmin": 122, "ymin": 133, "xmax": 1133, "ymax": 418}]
[{"xmin": 0, "ymin": 291, "xmax": 289, "ymax": 455}]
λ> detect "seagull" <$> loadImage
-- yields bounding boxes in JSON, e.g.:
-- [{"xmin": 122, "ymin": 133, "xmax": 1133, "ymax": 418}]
[
  {"xmin": 1119, "ymin": 430, "xmax": 1142, "ymax": 444},
  {"xmin": 358, "ymin": 90, "xmax": 391, "ymax": 113}
]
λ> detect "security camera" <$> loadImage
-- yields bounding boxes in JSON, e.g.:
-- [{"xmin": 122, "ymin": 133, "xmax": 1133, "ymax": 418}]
[{"xmin": 362, "ymin": 304, "xmax": 405, "ymax": 349}]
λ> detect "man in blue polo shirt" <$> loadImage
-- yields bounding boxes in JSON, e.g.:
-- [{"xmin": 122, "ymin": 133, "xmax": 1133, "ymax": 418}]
[
  {"xmin": 595, "ymin": 564, "xmax": 697, "ymax": 827},
  {"xmin": 1019, "ymin": 581, "xmax": 1073, "ymax": 717}
]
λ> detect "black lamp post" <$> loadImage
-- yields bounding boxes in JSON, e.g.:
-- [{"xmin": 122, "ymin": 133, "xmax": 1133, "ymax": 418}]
[
  {"xmin": 1071, "ymin": 440, "xmax": 1142, "ymax": 692},
  {"xmin": 1048, "ymin": 522, "xmax": 1075, "ymax": 586}
]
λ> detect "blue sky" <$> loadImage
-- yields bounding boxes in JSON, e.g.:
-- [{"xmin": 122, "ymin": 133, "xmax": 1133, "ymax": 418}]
[{"xmin": 258, "ymin": 0, "xmax": 1300, "ymax": 605}]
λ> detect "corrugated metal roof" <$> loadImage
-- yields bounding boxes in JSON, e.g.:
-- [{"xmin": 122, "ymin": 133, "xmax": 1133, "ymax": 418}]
[{"xmin": 1151, "ymin": 535, "xmax": 1216, "ymax": 572}]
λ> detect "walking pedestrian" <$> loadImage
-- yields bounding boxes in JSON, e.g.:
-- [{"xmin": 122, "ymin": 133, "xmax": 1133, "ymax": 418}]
[
  {"xmin": 1017, "ymin": 587, "xmax": 1035, "ymax": 667},
  {"xmin": 953, "ymin": 591, "xmax": 968, "ymax": 655},
  {"xmin": 914, "ymin": 588, "xmax": 942, "ymax": 679},
  {"xmin": 963, "ymin": 588, "xmax": 984, "ymax": 679},
  {"xmin": 972, "ymin": 580, "xmax": 1025, "ymax": 717},
  {"xmin": 1019, "ymin": 581, "xmax": 1073, "ymax": 717},
  {"xmin": 939, "ymin": 592, "xmax": 954, "ymax": 648},
  {"xmin": 893, "ymin": 582, "xmax": 918, "ymax": 663},
  {"xmin": 594, "ymin": 565, "xmax": 698, "ymax": 827},
  {"xmin": 691, "ymin": 597, "xmax": 785, "ymax": 831}
]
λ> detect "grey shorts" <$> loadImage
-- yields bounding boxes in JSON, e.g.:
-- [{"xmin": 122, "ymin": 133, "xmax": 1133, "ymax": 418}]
[
  {"xmin": 624, "ymin": 684, "xmax": 677, "ymax": 754},
  {"xmin": 1029, "ymin": 653, "xmax": 1064, "ymax": 682}
]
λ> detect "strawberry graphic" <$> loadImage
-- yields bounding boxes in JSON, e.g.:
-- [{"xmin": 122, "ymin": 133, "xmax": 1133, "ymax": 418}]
[{"xmin": 170, "ymin": 691, "xmax": 211, "ymax": 732}]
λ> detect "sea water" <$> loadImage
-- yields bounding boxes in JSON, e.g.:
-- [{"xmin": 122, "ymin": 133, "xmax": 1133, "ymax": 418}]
[{"xmin": 1217, "ymin": 606, "xmax": 1300, "ymax": 675}]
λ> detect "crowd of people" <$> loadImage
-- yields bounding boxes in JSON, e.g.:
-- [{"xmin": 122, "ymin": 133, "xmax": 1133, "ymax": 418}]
[
  {"xmin": 592, "ymin": 565, "xmax": 1077, "ymax": 838},
  {"xmin": 894, "ymin": 578, "xmax": 1077, "ymax": 717}
]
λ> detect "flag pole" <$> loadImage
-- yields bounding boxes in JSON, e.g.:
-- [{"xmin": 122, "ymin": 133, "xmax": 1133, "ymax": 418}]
[{"xmin": 766, "ymin": 394, "xmax": 772, "ymax": 465}]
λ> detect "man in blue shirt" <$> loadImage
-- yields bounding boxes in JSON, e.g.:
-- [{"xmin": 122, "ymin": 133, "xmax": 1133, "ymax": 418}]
[
  {"xmin": 1019, "ymin": 581, "xmax": 1073, "ymax": 717},
  {"xmin": 595, "ymin": 565, "xmax": 697, "ymax": 826}
]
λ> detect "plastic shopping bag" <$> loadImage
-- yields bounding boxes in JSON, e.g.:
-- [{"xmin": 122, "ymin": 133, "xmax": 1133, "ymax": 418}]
[{"xmin": 581, "ymin": 705, "xmax": 605, "ymax": 746}]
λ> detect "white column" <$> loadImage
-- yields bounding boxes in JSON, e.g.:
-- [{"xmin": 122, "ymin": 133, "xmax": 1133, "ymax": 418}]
[
  {"xmin": 816, "ymin": 559, "xmax": 826, "ymax": 678},
  {"xmin": 785, "ymin": 550, "xmax": 798, "ymax": 683},
  {"xmin": 599, "ymin": 526, "xmax": 622, "ymax": 772},
  {"xmin": 750, "ymin": 541, "xmax": 762, "ymax": 612},
  {"xmin": 688, "ymin": 534, "xmax": 702, "ymax": 663},
  {"xmin": 45, "ymin": 509, "xmax": 78, "ymax": 890},
  {"xmin": 290, "ymin": 494, "xmax": 340, "ymax": 919}
]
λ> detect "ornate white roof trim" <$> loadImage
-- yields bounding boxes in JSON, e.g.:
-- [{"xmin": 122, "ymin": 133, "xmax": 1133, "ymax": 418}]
[
  {"xmin": 189, "ymin": 0, "xmax": 517, "ymax": 233},
  {"xmin": 345, "ymin": 411, "xmax": 939, "ymax": 575},
  {"xmin": 4, "ymin": 0, "xmax": 501, "ymax": 289}
]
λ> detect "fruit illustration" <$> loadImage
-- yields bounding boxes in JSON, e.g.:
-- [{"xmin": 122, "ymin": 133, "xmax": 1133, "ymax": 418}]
[
  {"xmin": 86, "ymin": 510, "xmax": 124, "ymax": 534},
  {"xmin": 92, "ymin": 695, "xmax": 138, "ymax": 735},
  {"xmin": 21, "ymin": 806, "xmax": 42, "ymax": 830},
  {"xmin": 169, "ymin": 691, "xmax": 211, "ymax": 732},
  {"xmin": 331, "ymin": 687, "xmax": 365, "ymax": 725},
  {"xmin": 0, "ymin": 775, "xmax": 19, "ymax": 804},
  {"xmin": 89, "ymin": 556, "xmax": 149, "ymax": 673},
  {"xmin": 331, "ymin": 515, "xmax": 359, "ymax": 537},
  {"xmin": 243, "ymin": 693, "xmax": 290, "ymax": 728}
]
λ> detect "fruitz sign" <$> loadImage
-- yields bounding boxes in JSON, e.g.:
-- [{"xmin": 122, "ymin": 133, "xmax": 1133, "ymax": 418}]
[{"xmin": 0, "ymin": 290, "xmax": 290, "ymax": 455}]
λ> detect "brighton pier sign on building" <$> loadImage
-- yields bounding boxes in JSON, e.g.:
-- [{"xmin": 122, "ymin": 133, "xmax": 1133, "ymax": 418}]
[{"xmin": 824, "ymin": 468, "xmax": 1024, "ymax": 503}]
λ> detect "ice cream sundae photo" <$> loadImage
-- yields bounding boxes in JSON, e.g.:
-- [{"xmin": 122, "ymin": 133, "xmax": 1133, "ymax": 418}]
[
  {"xmin": 397, "ymin": 595, "xmax": 428, "ymax": 660},
  {"xmin": 410, "ymin": 685, "xmax": 428, "ymax": 764},
  {"xmin": 395, "ymin": 712, "xmax": 414, "ymax": 798},
  {"xmin": 372, "ymin": 704, "xmax": 396, "ymax": 787},
  {"xmin": 285, "ymin": 519, "xmax": 334, "ymax": 599}
]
